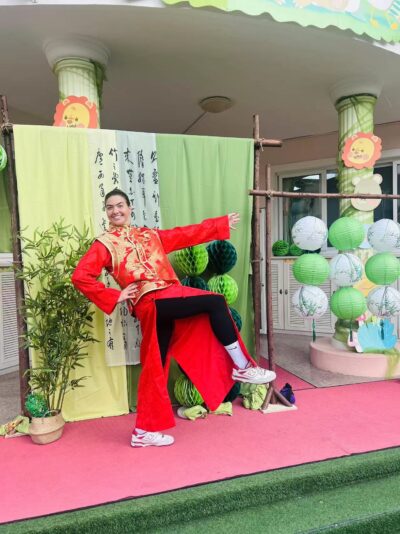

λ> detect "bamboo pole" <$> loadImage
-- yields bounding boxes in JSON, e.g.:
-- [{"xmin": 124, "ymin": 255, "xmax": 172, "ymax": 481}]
[
  {"xmin": 0, "ymin": 95, "xmax": 30, "ymax": 413},
  {"xmin": 250, "ymin": 190, "xmax": 400, "ymax": 200},
  {"xmin": 261, "ymin": 165, "xmax": 292, "ymax": 410},
  {"xmin": 252, "ymin": 115, "xmax": 262, "ymax": 360}
]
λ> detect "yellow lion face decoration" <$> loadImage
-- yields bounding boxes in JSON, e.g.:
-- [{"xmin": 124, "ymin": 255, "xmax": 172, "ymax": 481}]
[
  {"xmin": 342, "ymin": 132, "xmax": 382, "ymax": 170},
  {"xmin": 53, "ymin": 96, "xmax": 98, "ymax": 129}
]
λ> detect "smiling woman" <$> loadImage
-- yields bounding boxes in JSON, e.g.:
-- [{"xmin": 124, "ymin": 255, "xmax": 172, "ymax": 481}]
[{"xmin": 72, "ymin": 187, "xmax": 276, "ymax": 448}]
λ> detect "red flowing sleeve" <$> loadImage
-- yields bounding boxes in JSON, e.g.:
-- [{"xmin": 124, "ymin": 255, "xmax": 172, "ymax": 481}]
[
  {"xmin": 72, "ymin": 240, "xmax": 121, "ymax": 315},
  {"xmin": 156, "ymin": 215, "xmax": 230, "ymax": 254}
]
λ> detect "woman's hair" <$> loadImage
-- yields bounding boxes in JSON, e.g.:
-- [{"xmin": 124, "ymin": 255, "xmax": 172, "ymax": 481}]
[{"xmin": 105, "ymin": 188, "xmax": 130, "ymax": 206}]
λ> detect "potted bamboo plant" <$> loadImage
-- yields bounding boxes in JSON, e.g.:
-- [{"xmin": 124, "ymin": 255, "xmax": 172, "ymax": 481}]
[{"xmin": 17, "ymin": 221, "xmax": 97, "ymax": 444}]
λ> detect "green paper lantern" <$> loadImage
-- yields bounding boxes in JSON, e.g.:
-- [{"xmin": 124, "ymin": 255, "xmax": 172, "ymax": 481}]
[
  {"xmin": 0, "ymin": 145, "xmax": 7, "ymax": 172},
  {"xmin": 289, "ymin": 243, "xmax": 303, "ymax": 256},
  {"xmin": 181, "ymin": 276, "xmax": 209, "ymax": 291},
  {"xmin": 328, "ymin": 217, "xmax": 365, "ymax": 251},
  {"xmin": 365, "ymin": 253, "xmax": 399, "ymax": 285},
  {"xmin": 292, "ymin": 254, "xmax": 329, "ymax": 285},
  {"xmin": 208, "ymin": 274, "xmax": 238, "ymax": 305},
  {"xmin": 174, "ymin": 374, "xmax": 203, "ymax": 407},
  {"xmin": 229, "ymin": 307, "xmax": 242, "ymax": 331},
  {"xmin": 207, "ymin": 240, "xmax": 237, "ymax": 274},
  {"xmin": 175, "ymin": 245, "xmax": 208, "ymax": 276},
  {"xmin": 330, "ymin": 287, "xmax": 367, "ymax": 320},
  {"xmin": 272, "ymin": 240, "xmax": 290, "ymax": 257}
]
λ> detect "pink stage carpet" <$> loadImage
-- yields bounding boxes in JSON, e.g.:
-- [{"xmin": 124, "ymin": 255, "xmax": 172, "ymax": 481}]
[{"xmin": 1, "ymin": 370, "xmax": 399, "ymax": 524}]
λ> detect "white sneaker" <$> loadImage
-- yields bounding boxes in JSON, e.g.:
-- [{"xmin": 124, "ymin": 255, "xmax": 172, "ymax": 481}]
[
  {"xmin": 131, "ymin": 431, "xmax": 174, "ymax": 448},
  {"xmin": 232, "ymin": 366, "xmax": 276, "ymax": 385}
]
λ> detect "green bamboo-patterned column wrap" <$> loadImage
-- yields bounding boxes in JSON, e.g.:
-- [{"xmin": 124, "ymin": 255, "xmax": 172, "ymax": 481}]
[
  {"xmin": 333, "ymin": 94, "xmax": 377, "ymax": 344},
  {"xmin": 54, "ymin": 58, "xmax": 103, "ymax": 127},
  {"xmin": 335, "ymin": 94, "xmax": 377, "ymax": 223}
]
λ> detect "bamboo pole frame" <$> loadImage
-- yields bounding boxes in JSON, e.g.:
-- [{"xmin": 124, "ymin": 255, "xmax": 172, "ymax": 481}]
[
  {"xmin": 251, "ymin": 118, "xmax": 400, "ymax": 410},
  {"xmin": 0, "ymin": 95, "xmax": 30, "ymax": 413}
]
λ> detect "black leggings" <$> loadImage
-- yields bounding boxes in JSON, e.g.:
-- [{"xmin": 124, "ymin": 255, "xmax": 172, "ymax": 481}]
[{"xmin": 155, "ymin": 294, "xmax": 237, "ymax": 365}]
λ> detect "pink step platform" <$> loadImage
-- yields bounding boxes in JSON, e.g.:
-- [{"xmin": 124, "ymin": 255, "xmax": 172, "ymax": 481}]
[{"xmin": 310, "ymin": 337, "xmax": 400, "ymax": 378}]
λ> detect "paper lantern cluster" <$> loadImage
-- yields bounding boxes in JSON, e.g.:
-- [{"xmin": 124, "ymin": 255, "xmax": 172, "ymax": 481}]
[
  {"xmin": 364, "ymin": 220, "xmax": 400, "ymax": 336},
  {"xmin": 291, "ymin": 217, "xmax": 329, "ymax": 340},
  {"xmin": 175, "ymin": 240, "xmax": 242, "ymax": 329},
  {"xmin": 289, "ymin": 216, "xmax": 400, "ymax": 348}
]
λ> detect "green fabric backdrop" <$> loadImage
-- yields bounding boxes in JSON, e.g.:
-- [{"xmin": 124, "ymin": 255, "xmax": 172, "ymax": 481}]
[{"xmin": 127, "ymin": 133, "xmax": 255, "ymax": 409}]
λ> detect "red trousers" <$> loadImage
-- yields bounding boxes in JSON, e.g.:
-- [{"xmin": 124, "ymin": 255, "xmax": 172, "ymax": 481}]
[{"xmin": 134, "ymin": 284, "xmax": 254, "ymax": 431}]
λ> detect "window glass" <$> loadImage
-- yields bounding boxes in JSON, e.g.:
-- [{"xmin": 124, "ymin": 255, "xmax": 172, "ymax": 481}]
[
  {"xmin": 373, "ymin": 165, "xmax": 393, "ymax": 221},
  {"xmin": 282, "ymin": 174, "xmax": 321, "ymax": 242},
  {"xmin": 327, "ymin": 170, "xmax": 339, "ymax": 229}
]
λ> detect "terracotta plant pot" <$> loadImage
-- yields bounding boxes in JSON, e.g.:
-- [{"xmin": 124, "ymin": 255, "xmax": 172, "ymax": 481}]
[{"xmin": 29, "ymin": 413, "xmax": 65, "ymax": 445}]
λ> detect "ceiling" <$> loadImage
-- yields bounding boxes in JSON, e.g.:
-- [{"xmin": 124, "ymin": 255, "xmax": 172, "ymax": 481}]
[{"xmin": 1, "ymin": 2, "xmax": 400, "ymax": 140}]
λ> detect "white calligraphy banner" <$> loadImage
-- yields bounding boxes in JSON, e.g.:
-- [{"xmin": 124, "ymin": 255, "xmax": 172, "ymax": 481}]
[{"xmin": 88, "ymin": 130, "xmax": 161, "ymax": 366}]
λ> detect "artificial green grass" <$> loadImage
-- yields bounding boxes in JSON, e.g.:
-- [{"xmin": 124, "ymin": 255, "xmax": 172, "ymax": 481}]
[{"xmin": 2, "ymin": 447, "xmax": 400, "ymax": 534}]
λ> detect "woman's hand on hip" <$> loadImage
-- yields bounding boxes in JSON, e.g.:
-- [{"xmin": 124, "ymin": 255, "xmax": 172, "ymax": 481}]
[{"xmin": 118, "ymin": 283, "xmax": 137, "ymax": 303}]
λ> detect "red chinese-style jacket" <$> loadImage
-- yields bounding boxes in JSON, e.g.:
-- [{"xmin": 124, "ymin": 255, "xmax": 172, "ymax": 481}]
[{"xmin": 72, "ymin": 216, "xmax": 253, "ymax": 431}]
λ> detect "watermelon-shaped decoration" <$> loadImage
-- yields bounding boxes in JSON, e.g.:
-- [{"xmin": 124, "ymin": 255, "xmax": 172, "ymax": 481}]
[
  {"xmin": 175, "ymin": 245, "xmax": 208, "ymax": 276},
  {"xmin": 174, "ymin": 374, "xmax": 203, "ymax": 407},
  {"xmin": 207, "ymin": 240, "xmax": 237, "ymax": 274},
  {"xmin": 229, "ymin": 307, "xmax": 242, "ymax": 331},
  {"xmin": 181, "ymin": 276, "xmax": 209, "ymax": 290},
  {"xmin": 272, "ymin": 240, "xmax": 289, "ymax": 256},
  {"xmin": 208, "ymin": 274, "xmax": 238, "ymax": 305},
  {"xmin": 289, "ymin": 243, "xmax": 303, "ymax": 256}
]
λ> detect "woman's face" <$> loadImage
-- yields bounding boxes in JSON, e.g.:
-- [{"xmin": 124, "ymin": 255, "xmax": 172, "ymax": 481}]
[{"xmin": 105, "ymin": 195, "xmax": 132, "ymax": 226}]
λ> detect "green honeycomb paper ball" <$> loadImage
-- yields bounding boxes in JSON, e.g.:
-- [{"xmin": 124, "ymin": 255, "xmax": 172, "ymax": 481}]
[
  {"xmin": 292, "ymin": 254, "xmax": 330, "ymax": 285},
  {"xmin": 328, "ymin": 217, "xmax": 365, "ymax": 251},
  {"xmin": 208, "ymin": 274, "xmax": 238, "ymax": 305},
  {"xmin": 174, "ymin": 374, "xmax": 203, "ymax": 407},
  {"xmin": 272, "ymin": 240, "xmax": 290, "ymax": 256},
  {"xmin": 289, "ymin": 243, "xmax": 303, "ymax": 256},
  {"xmin": 330, "ymin": 287, "xmax": 367, "ymax": 321},
  {"xmin": 229, "ymin": 307, "xmax": 242, "ymax": 331},
  {"xmin": 181, "ymin": 276, "xmax": 209, "ymax": 291},
  {"xmin": 175, "ymin": 245, "xmax": 209, "ymax": 276},
  {"xmin": 365, "ymin": 253, "xmax": 399, "ymax": 286},
  {"xmin": 207, "ymin": 240, "xmax": 237, "ymax": 274}
]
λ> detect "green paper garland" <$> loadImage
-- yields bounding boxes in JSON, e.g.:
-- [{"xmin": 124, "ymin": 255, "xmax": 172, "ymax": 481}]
[
  {"xmin": 365, "ymin": 253, "xmax": 399, "ymax": 286},
  {"xmin": 328, "ymin": 217, "xmax": 365, "ymax": 251},
  {"xmin": 175, "ymin": 245, "xmax": 208, "ymax": 276},
  {"xmin": 208, "ymin": 274, "xmax": 238, "ymax": 305},
  {"xmin": 292, "ymin": 254, "xmax": 330, "ymax": 285},
  {"xmin": 174, "ymin": 374, "xmax": 203, "ymax": 407},
  {"xmin": 330, "ymin": 287, "xmax": 367, "ymax": 320},
  {"xmin": 207, "ymin": 240, "xmax": 237, "ymax": 274},
  {"xmin": 181, "ymin": 276, "xmax": 209, "ymax": 291},
  {"xmin": 272, "ymin": 240, "xmax": 290, "ymax": 257}
]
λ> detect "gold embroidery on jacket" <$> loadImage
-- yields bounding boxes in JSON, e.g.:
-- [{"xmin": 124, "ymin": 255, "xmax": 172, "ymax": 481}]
[{"xmin": 96, "ymin": 225, "xmax": 179, "ymax": 305}]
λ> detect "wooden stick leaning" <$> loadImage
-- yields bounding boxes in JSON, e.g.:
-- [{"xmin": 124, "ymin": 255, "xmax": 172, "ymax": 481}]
[{"xmin": 0, "ymin": 95, "xmax": 30, "ymax": 413}]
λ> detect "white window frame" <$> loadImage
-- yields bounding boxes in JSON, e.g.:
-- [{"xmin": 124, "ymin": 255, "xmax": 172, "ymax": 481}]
[{"xmin": 272, "ymin": 150, "xmax": 400, "ymax": 254}]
